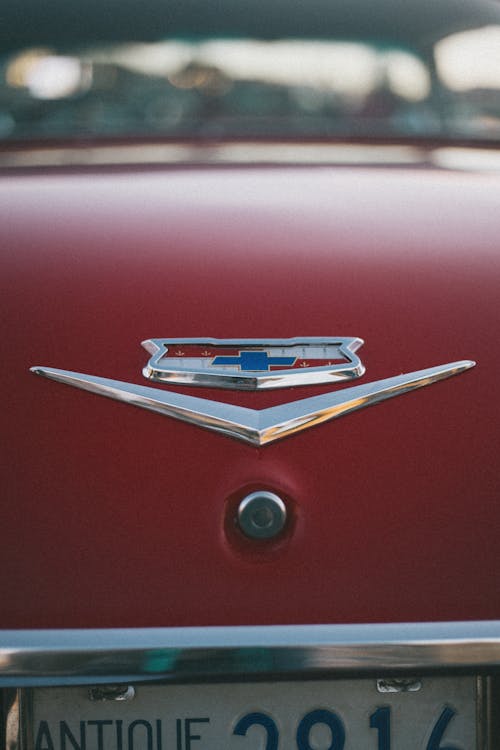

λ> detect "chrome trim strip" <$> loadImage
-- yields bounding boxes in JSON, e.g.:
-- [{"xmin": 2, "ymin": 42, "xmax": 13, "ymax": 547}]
[
  {"xmin": 30, "ymin": 361, "xmax": 475, "ymax": 446},
  {"xmin": 0, "ymin": 143, "xmax": 431, "ymax": 169},
  {"xmin": 141, "ymin": 337, "xmax": 365, "ymax": 390},
  {"xmin": 255, "ymin": 360, "xmax": 473, "ymax": 444},
  {"xmin": 31, "ymin": 365, "xmax": 260, "ymax": 443},
  {"xmin": 0, "ymin": 622, "xmax": 499, "ymax": 686}
]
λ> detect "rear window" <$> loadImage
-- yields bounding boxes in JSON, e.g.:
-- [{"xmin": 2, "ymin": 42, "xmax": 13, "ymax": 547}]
[{"xmin": 2, "ymin": 0, "xmax": 500, "ymax": 143}]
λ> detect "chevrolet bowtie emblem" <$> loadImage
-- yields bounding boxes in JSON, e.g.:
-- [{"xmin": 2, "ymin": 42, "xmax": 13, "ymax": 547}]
[
  {"xmin": 30, "ymin": 337, "xmax": 475, "ymax": 445},
  {"xmin": 141, "ymin": 337, "xmax": 365, "ymax": 390}
]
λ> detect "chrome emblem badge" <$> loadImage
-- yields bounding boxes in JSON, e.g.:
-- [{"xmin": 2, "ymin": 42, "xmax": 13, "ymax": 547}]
[
  {"xmin": 30, "ymin": 337, "xmax": 475, "ymax": 446},
  {"xmin": 142, "ymin": 337, "xmax": 365, "ymax": 390}
]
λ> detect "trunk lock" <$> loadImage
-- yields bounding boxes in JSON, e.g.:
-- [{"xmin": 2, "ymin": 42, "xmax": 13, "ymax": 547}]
[{"xmin": 237, "ymin": 491, "xmax": 287, "ymax": 539}]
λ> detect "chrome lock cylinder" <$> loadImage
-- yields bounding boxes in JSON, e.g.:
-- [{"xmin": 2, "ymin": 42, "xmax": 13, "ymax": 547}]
[{"xmin": 237, "ymin": 491, "xmax": 287, "ymax": 540}]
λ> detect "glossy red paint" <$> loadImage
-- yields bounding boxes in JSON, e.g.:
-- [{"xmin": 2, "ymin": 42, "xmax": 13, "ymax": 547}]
[{"xmin": 2, "ymin": 146, "xmax": 499, "ymax": 628}]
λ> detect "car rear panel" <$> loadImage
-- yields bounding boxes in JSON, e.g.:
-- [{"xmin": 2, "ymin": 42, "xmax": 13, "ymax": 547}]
[{"xmin": 2, "ymin": 151, "xmax": 498, "ymax": 629}]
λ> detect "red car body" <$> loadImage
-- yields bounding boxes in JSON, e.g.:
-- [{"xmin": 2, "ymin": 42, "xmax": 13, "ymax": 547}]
[
  {"xmin": 1, "ymin": 0, "xmax": 500, "ymax": 747},
  {"xmin": 2, "ymin": 150, "xmax": 499, "ymax": 629}
]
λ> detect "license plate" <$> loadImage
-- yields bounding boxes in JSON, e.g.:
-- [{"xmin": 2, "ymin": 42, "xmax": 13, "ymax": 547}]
[{"xmin": 28, "ymin": 676, "xmax": 477, "ymax": 750}]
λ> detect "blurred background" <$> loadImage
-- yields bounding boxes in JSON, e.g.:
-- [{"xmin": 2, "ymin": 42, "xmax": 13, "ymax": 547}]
[{"xmin": 1, "ymin": 0, "xmax": 500, "ymax": 141}]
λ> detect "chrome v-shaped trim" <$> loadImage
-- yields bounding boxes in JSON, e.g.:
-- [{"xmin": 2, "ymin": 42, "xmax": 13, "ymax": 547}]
[{"xmin": 30, "ymin": 361, "xmax": 474, "ymax": 446}]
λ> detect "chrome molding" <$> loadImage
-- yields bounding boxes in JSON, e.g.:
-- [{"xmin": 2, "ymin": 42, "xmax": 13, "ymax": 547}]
[
  {"xmin": 30, "ymin": 361, "xmax": 475, "ymax": 446},
  {"xmin": 142, "ymin": 337, "xmax": 365, "ymax": 390},
  {"xmin": 0, "ymin": 622, "xmax": 499, "ymax": 687}
]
